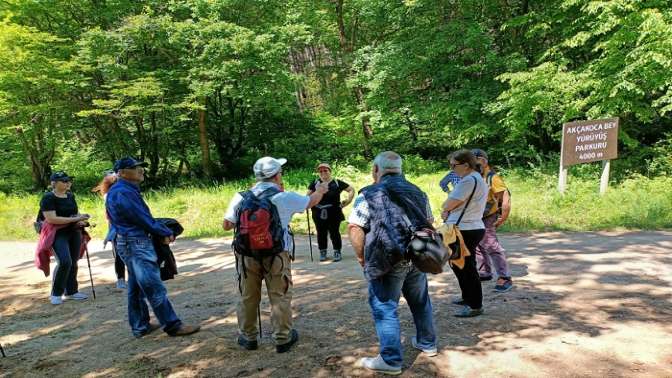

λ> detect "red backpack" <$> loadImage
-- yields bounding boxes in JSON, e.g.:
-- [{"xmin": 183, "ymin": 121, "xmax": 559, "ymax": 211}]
[{"xmin": 232, "ymin": 187, "xmax": 285, "ymax": 258}]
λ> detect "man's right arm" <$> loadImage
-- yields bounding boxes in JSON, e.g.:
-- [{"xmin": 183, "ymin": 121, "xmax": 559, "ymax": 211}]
[
  {"xmin": 117, "ymin": 192, "xmax": 172, "ymax": 237},
  {"xmin": 306, "ymin": 183, "xmax": 328, "ymax": 208},
  {"xmin": 347, "ymin": 194, "xmax": 369, "ymax": 267},
  {"xmin": 222, "ymin": 194, "xmax": 243, "ymax": 231},
  {"xmin": 348, "ymin": 225, "xmax": 366, "ymax": 267}
]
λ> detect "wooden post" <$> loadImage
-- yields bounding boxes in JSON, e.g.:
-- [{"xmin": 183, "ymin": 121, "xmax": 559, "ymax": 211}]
[
  {"xmin": 558, "ymin": 164, "xmax": 568, "ymax": 194},
  {"xmin": 600, "ymin": 160, "xmax": 610, "ymax": 195}
]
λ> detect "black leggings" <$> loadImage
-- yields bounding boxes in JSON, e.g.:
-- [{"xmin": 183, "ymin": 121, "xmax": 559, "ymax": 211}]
[
  {"xmin": 450, "ymin": 228, "xmax": 485, "ymax": 309},
  {"xmin": 112, "ymin": 244, "xmax": 126, "ymax": 280},
  {"xmin": 314, "ymin": 217, "xmax": 342, "ymax": 251},
  {"xmin": 51, "ymin": 229, "xmax": 81, "ymax": 296}
]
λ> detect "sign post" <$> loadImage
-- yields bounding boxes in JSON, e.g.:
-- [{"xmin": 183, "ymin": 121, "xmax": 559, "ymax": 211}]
[
  {"xmin": 600, "ymin": 160, "xmax": 610, "ymax": 195},
  {"xmin": 560, "ymin": 117, "xmax": 619, "ymax": 195}
]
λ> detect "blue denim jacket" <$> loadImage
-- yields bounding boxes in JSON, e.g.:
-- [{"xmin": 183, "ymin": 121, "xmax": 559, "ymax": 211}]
[{"xmin": 106, "ymin": 179, "xmax": 172, "ymax": 238}]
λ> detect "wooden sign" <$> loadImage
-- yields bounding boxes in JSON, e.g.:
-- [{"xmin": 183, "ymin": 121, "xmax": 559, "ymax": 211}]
[
  {"xmin": 559, "ymin": 117, "xmax": 619, "ymax": 195},
  {"xmin": 561, "ymin": 117, "xmax": 619, "ymax": 167}
]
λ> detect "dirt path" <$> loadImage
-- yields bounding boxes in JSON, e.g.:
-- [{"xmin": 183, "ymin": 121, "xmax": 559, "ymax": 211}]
[{"xmin": 1, "ymin": 232, "xmax": 671, "ymax": 377}]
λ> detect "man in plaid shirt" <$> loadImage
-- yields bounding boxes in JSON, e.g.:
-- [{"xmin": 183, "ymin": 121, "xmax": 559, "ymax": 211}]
[{"xmin": 348, "ymin": 151, "xmax": 437, "ymax": 375}]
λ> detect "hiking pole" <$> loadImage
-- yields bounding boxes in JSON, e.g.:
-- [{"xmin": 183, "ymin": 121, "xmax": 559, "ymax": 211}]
[
  {"xmin": 0, "ymin": 343, "xmax": 6, "ymax": 357},
  {"xmin": 84, "ymin": 245, "xmax": 97, "ymax": 300},
  {"xmin": 257, "ymin": 307, "xmax": 262, "ymax": 339},
  {"xmin": 305, "ymin": 210, "xmax": 313, "ymax": 262}
]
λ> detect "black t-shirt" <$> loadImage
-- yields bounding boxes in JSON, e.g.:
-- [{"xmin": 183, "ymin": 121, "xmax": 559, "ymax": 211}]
[
  {"xmin": 308, "ymin": 179, "xmax": 350, "ymax": 221},
  {"xmin": 38, "ymin": 192, "xmax": 78, "ymax": 221},
  {"xmin": 309, "ymin": 179, "xmax": 350, "ymax": 207}
]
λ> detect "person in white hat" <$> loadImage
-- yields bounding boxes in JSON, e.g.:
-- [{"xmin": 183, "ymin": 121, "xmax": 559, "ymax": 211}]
[{"xmin": 223, "ymin": 156, "xmax": 328, "ymax": 353}]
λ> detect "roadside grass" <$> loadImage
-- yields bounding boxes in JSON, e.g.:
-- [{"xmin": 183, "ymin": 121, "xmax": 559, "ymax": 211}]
[{"xmin": 1, "ymin": 169, "xmax": 670, "ymax": 241}]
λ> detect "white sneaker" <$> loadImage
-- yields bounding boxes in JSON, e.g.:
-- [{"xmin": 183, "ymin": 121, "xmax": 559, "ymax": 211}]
[
  {"xmin": 50, "ymin": 295, "xmax": 63, "ymax": 305},
  {"xmin": 411, "ymin": 336, "xmax": 438, "ymax": 357},
  {"xmin": 116, "ymin": 279, "xmax": 127, "ymax": 289},
  {"xmin": 64, "ymin": 292, "xmax": 88, "ymax": 301},
  {"xmin": 357, "ymin": 355, "xmax": 401, "ymax": 375}
]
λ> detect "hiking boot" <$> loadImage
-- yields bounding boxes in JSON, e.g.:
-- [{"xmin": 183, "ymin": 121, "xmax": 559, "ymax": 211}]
[
  {"xmin": 276, "ymin": 329, "xmax": 298, "ymax": 353},
  {"xmin": 237, "ymin": 335, "xmax": 258, "ymax": 350},
  {"xmin": 454, "ymin": 305, "xmax": 484, "ymax": 318},
  {"xmin": 50, "ymin": 295, "xmax": 63, "ymax": 305},
  {"xmin": 479, "ymin": 275, "xmax": 493, "ymax": 281},
  {"xmin": 357, "ymin": 355, "xmax": 402, "ymax": 375},
  {"xmin": 411, "ymin": 336, "xmax": 438, "ymax": 357},
  {"xmin": 319, "ymin": 250, "xmax": 328, "ymax": 262},
  {"xmin": 135, "ymin": 322, "xmax": 162, "ymax": 339},
  {"xmin": 64, "ymin": 292, "xmax": 88, "ymax": 301},
  {"xmin": 494, "ymin": 278, "xmax": 513, "ymax": 293},
  {"xmin": 333, "ymin": 250, "xmax": 342, "ymax": 262},
  {"xmin": 168, "ymin": 324, "xmax": 200, "ymax": 337},
  {"xmin": 116, "ymin": 279, "xmax": 127, "ymax": 289}
]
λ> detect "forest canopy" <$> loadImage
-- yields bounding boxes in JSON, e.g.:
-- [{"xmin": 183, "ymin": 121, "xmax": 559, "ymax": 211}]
[{"xmin": 0, "ymin": 0, "xmax": 670, "ymax": 191}]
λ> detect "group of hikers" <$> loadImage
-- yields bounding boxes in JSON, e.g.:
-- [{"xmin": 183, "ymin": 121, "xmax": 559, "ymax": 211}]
[{"xmin": 35, "ymin": 148, "xmax": 512, "ymax": 375}]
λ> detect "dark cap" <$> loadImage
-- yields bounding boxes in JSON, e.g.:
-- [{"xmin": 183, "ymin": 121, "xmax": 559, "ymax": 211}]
[
  {"xmin": 50, "ymin": 171, "xmax": 72, "ymax": 182},
  {"xmin": 471, "ymin": 148, "xmax": 488, "ymax": 160},
  {"xmin": 113, "ymin": 157, "xmax": 148, "ymax": 173}
]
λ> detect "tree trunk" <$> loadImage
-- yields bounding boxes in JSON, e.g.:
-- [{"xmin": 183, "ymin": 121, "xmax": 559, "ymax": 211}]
[
  {"xmin": 354, "ymin": 87, "xmax": 373, "ymax": 159},
  {"xmin": 16, "ymin": 127, "xmax": 54, "ymax": 190},
  {"xmin": 198, "ymin": 99, "xmax": 213, "ymax": 177},
  {"xmin": 333, "ymin": 0, "xmax": 372, "ymax": 159},
  {"xmin": 148, "ymin": 113, "xmax": 160, "ymax": 179}
]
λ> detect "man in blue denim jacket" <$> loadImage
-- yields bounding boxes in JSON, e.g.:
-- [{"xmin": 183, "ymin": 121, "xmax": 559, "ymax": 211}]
[
  {"xmin": 106, "ymin": 157, "xmax": 200, "ymax": 338},
  {"xmin": 348, "ymin": 151, "xmax": 438, "ymax": 375}
]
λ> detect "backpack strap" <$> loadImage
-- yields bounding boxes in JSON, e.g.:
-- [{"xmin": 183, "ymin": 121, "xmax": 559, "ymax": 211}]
[
  {"xmin": 486, "ymin": 171, "xmax": 495, "ymax": 187},
  {"xmin": 456, "ymin": 176, "xmax": 478, "ymax": 226}
]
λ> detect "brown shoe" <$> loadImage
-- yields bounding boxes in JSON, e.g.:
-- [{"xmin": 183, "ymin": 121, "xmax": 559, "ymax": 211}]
[{"xmin": 169, "ymin": 324, "xmax": 200, "ymax": 337}]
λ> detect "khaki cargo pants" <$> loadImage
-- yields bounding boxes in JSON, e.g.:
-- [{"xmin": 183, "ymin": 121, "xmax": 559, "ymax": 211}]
[{"xmin": 235, "ymin": 251, "xmax": 293, "ymax": 345}]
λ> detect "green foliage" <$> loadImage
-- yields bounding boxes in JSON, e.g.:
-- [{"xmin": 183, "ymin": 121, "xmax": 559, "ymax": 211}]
[
  {"xmin": 1, "ymin": 170, "xmax": 670, "ymax": 241},
  {"xmin": 0, "ymin": 0, "xmax": 670, "ymax": 196}
]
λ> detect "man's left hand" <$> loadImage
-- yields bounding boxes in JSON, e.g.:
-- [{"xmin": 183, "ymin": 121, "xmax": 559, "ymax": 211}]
[{"xmin": 163, "ymin": 235, "xmax": 176, "ymax": 244}]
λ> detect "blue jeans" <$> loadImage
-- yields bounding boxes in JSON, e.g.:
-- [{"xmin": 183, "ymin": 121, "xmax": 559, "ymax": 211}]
[
  {"xmin": 368, "ymin": 261, "xmax": 436, "ymax": 367},
  {"xmin": 115, "ymin": 235, "xmax": 182, "ymax": 336},
  {"xmin": 51, "ymin": 229, "xmax": 81, "ymax": 296}
]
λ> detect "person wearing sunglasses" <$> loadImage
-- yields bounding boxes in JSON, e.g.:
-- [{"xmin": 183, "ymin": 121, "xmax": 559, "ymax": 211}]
[
  {"xmin": 94, "ymin": 171, "xmax": 127, "ymax": 289},
  {"xmin": 307, "ymin": 162, "xmax": 355, "ymax": 262},
  {"xmin": 107, "ymin": 157, "xmax": 200, "ymax": 338},
  {"xmin": 38, "ymin": 171, "xmax": 91, "ymax": 305},
  {"xmin": 441, "ymin": 150, "xmax": 488, "ymax": 317}
]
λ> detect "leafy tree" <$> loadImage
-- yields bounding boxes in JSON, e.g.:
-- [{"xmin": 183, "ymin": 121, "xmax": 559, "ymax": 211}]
[{"xmin": 0, "ymin": 22, "xmax": 73, "ymax": 189}]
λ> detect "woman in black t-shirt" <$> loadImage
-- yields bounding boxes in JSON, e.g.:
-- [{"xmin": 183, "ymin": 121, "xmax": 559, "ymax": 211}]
[
  {"xmin": 307, "ymin": 163, "xmax": 355, "ymax": 262},
  {"xmin": 39, "ymin": 171, "xmax": 91, "ymax": 305}
]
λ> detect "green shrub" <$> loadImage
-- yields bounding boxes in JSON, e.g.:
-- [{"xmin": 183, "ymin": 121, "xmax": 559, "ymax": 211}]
[{"xmin": 2, "ymin": 169, "xmax": 669, "ymax": 241}]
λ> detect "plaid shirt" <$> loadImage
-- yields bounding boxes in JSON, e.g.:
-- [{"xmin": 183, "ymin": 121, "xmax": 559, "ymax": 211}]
[{"xmin": 348, "ymin": 193, "xmax": 434, "ymax": 229}]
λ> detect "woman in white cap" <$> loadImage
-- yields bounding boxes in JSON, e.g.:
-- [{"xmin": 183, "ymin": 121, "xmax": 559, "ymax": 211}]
[{"xmin": 307, "ymin": 163, "xmax": 355, "ymax": 262}]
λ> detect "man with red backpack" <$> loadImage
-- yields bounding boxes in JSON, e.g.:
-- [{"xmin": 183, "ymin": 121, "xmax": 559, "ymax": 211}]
[{"xmin": 223, "ymin": 156, "xmax": 328, "ymax": 353}]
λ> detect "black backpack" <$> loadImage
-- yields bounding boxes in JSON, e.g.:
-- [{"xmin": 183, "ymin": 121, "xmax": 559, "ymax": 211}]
[{"xmin": 386, "ymin": 185, "xmax": 449, "ymax": 274}]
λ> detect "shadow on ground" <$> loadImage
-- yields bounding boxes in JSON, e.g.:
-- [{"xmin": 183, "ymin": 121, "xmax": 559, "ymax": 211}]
[{"xmin": 1, "ymin": 232, "xmax": 671, "ymax": 377}]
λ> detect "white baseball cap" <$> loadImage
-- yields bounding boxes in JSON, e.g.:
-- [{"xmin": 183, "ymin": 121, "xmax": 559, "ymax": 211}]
[{"xmin": 253, "ymin": 156, "xmax": 287, "ymax": 179}]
